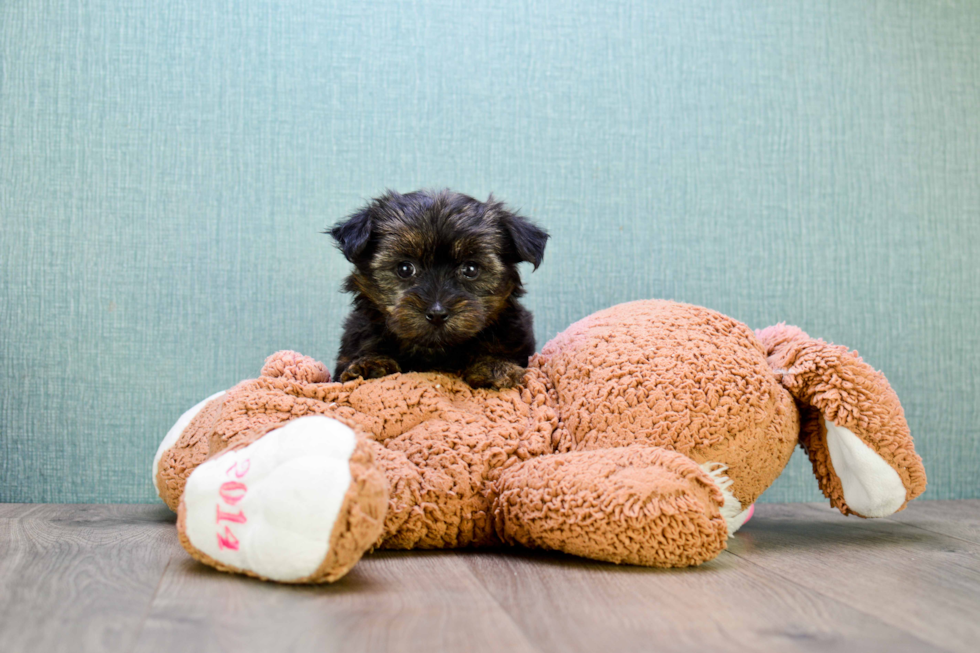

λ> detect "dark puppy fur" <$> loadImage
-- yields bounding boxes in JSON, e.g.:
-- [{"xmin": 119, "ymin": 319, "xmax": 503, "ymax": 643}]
[{"xmin": 328, "ymin": 189, "xmax": 548, "ymax": 389}]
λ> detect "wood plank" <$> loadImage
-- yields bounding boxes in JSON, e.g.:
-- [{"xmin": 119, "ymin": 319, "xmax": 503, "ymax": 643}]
[
  {"xmin": 0, "ymin": 504, "xmax": 180, "ymax": 653},
  {"xmin": 463, "ymin": 547, "xmax": 944, "ymax": 653},
  {"xmin": 728, "ymin": 502, "xmax": 980, "ymax": 653},
  {"xmin": 885, "ymin": 499, "xmax": 980, "ymax": 544},
  {"xmin": 133, "ymin": 549, "xmax": 541, "ymax": 653},
  {"xmin": 0, "ymin": 503, "xmax": 47, "ymax": 518}
]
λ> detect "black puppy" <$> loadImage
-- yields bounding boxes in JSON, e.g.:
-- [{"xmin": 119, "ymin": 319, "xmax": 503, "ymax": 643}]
[{"xmin": 328, "ymin": 189, "xmax": 548, "ymax": 389}]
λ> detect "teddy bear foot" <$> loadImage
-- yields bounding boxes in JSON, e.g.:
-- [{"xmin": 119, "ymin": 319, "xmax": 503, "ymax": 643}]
[
  {"xmin": 493, "ymin": 446, "xmax": 731, "ymax": 567},
  {"xmin": 176, "ymin": 415, "xmax": 387, "ymax": 583}
]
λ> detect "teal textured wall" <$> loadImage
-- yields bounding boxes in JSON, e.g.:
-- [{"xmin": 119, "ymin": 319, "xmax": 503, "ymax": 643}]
[{"xmin": 1, "ymin": 0, "xmax": 978, "ymax": 503}]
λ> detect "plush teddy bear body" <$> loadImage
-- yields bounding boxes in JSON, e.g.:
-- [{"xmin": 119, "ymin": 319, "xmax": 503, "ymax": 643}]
[{"xmin": 154, "ymin": 300, "xmax": 925, "ymax": 583}]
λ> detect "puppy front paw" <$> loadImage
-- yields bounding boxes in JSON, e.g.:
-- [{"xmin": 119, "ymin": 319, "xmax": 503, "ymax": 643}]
[
  {"xmin": 463, "ymin": 358, "xmax": 526, "ymax": 389},
  {"xmin": 340, "ymin": 356, "xmax": 401, "ymax": 382}
]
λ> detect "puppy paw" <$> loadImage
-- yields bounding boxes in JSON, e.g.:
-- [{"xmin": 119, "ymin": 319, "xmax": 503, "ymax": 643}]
[
  {"xmin": 464, "ymin": 358, "xmax": 526, "ymax": 389},
  {"xmin": 340, "ymin": 355, "xmax": 401, "ymax": 382}
]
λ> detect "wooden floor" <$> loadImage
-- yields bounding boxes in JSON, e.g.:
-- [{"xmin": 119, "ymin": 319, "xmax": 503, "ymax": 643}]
[{"xmin": 0, "ymin": 501, "xmax": 978, "ymax": 653}]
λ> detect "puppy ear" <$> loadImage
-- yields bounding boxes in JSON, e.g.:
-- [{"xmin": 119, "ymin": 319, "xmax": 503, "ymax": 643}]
[
  {"xmin": 329, "ymin": 208, "xmax": 373, "ymax": 263},
  {"xmin": 499, "ymin": 209, "xmax": 549, "ymax": 270}
]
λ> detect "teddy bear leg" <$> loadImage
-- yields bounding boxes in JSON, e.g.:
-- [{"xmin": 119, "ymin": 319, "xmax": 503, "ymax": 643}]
[
  {"xmin": 176, "ymin": 415, "xmax": 387, "ymax": 583},
  {"xmin": 755, "ymin": 324, "xmax": 927, "ymax": 517},
  {"xmin": 492, "ymin": 446, "xmax": 732, "ymax": 567}
]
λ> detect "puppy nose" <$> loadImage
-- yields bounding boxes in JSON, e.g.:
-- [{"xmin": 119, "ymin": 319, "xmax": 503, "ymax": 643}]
[{"xmin": 425, "ymin": 302, "xmax": 449, "ymax": 325}]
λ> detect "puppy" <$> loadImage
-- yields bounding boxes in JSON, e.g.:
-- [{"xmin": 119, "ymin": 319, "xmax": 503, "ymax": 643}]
[{"xmin": 328, "ymin": 189, "xmax": 548, "ymax": 389}]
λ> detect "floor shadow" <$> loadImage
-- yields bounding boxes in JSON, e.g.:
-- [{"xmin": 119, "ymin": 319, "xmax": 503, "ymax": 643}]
[
  {"xmin": 443, "ymin": 544, "xmax": 736, "ymax": 576},
  {"xmin": 733, "ymin": 518, "xmax": 944, "ymax": 554},
  {"xmin": 173, "ymin": 555, "xmax": 382, "ymax": 594}
]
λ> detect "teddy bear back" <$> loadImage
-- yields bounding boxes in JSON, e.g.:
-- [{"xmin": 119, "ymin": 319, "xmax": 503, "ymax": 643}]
[{"xmin": 532, "ymin": 300, "xmax": 800, "ymax": 506}]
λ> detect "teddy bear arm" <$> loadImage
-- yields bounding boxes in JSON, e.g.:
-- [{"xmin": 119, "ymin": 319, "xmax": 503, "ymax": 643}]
[
  {"xmin": 755, "ymin": 324, "xmax": 927, "ymax": 517},
  {"xmin": 491, "ymin": 446, "xmax": 732, "ymax": 567}
]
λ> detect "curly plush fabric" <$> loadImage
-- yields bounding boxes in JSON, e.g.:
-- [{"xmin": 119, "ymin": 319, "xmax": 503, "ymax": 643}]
[{"xmin": 155, "ymin": 299, "xmax": 926, "ymax": 581}]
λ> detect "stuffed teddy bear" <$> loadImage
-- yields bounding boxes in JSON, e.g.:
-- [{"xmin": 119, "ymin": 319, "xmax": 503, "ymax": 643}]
[{"xmin": 153, "ymin": 300, "xmax": 926, "ymax": 583}]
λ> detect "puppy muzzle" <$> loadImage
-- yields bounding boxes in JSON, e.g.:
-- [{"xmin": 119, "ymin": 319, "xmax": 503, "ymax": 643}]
[{"xmin": 388, "ymin": 294, "xmax": 485, "ymax": 347}]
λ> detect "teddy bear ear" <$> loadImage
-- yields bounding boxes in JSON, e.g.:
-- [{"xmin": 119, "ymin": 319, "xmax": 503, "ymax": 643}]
[
  {"xmin": 495, "ymin": 201, "xmax": 549, "ymax": 270},
  {"xmin": 328, "ymin": 207, "xmax": 374, "ymax": 263}
]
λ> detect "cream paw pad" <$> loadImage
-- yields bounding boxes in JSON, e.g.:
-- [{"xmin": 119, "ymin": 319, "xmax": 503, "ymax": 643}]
[{"xmin": 176, "ymin": 415, "xmax": 387, "ymax": 583}]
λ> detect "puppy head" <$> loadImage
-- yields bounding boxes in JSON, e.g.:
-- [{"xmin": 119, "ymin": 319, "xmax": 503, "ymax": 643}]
[{"xmin": 330, "ymin": 190, "xmax": 548, "ymax": 349}]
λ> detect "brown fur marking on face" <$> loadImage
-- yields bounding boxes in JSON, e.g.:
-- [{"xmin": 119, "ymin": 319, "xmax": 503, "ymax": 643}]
[
  {"xmin": 477, "ymin": 290, "xmax": 512, "ymax": 325},
  {"xmin": 386, "ymin": 293, "xmax": 434, "ymax": 342},
  {"xmin": 450, "ymin": 234, "xmax": 501, "ymax": 261},
  {"xmin": 379, "ymin": 224, "xmax": 431, "ymax": 262},
  {"xmin": 346, "ymin": 271, "xmax": 388, "ymax": 310},
  {"xmin": 441, "ymin": 297, "xmax": 488, "ymax": 342},
  {"xmin": 386, "ymin": 294, "xmax": 488, "ymax": 346}
]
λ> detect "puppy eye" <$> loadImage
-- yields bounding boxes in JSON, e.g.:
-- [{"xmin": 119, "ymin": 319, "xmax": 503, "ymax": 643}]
[
  {"xmin": 459, "ymin": 262, "xmax": 480, "ymax": 280},
  {"xmin": 395, "ymin": 262, "xmax": 416, "ymax": 279}
]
